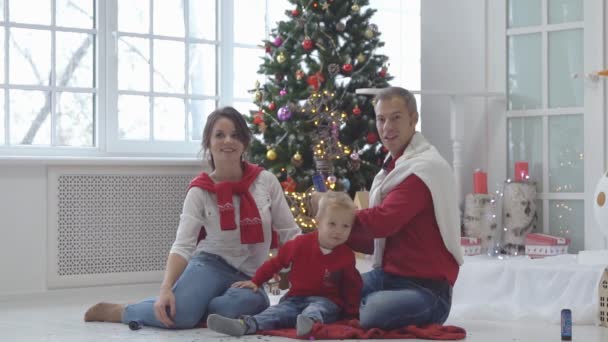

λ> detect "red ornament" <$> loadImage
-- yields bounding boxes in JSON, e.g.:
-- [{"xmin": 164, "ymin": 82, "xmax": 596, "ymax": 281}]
[
  {"xmin": 306, "ymin": 72, "xmax": 325, "ymax": 91},
  {"xmin": 379, "ymin": 67, "xmax": 388, "ymax": 78},
  {"xmin": 341, "ymin": 63, "xmax": 353, "ymax": 74},
  {"xmin": 281, "ymin": 177, "xmax": 297, "ymax": 192},
  {"xmin": 268, "ymin": 102, "xmax": 276, "ymax": 111},
  {"xmin": 253, "ymin": 110, "xmax": 264, "ymax": 125},
  {"xmin": 352, "ymin": 106, "xmax": 361, "ymax": 116},
  {"xmin": 366, "ymin": 132, "xmax": 379, "ymax": 144},
  {"xmin": 291, "ymin": 8, "xmax": 300, "ymax": 17},
  {"xmin": 265, "ymin": 43, "xmax": 271, "ymax": 54},
  {"xmin": 302, "ymin": 38, "xmax": 314, "ymax": 52}
]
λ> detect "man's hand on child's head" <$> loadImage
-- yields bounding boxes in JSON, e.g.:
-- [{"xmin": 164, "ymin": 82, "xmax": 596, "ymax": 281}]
[{"xmin": 231, "ymin": 280, "xmax": 258, "ymax": 292}]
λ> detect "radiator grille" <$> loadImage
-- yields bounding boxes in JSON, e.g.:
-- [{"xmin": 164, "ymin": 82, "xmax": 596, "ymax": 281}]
[{"xmin": 48, "ymin": 168, "xmax": 198, "ymax": 287}]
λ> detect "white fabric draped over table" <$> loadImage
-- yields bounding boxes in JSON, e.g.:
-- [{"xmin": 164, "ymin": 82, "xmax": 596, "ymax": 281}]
[{"xmin": 450, "ymin": 254, "xmax": 605, "ymax": 324}]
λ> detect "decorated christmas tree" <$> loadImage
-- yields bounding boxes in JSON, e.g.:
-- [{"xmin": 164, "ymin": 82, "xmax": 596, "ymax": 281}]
[{"xmin": 248, "ymin": 0, "xmax": 392, "ymax": 203}]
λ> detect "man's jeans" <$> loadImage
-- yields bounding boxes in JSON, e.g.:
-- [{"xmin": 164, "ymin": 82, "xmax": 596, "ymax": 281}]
[
  {"xmin": 122, "ymin": 252, "xmax": 269, "ymax": 329},
  {"xmin": 245, "ymin": 296, "xmax": 340, "ymax": 331},
  {"xmin": 359, "ymin": 268, "xmax": 452, "ymax": 329}
]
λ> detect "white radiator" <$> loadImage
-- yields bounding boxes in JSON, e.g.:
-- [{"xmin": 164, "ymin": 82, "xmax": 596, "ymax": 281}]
[{"xmin": 47, "ymin": 166, "xmax": 199, "ymax": 288}]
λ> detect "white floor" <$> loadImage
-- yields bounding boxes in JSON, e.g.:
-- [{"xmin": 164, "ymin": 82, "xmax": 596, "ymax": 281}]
[{"xmin": 1, "ymin": 283, "xmax": 607, "ymax": 342}]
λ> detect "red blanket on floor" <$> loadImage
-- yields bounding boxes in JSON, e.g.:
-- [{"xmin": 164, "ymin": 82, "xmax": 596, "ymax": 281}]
[{"xmin": 259, "ymin": 319, "xmax": 466, "ymax": 340}]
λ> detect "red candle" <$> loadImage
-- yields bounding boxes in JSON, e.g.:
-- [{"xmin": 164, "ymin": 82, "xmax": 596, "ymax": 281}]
[
  {"xmin": 473, "ymin": 169, "xmax": 488, "ymax": 194},
  {"xmin": 514, "ymin": 161, "xmax": 529, "ymax": 181}
]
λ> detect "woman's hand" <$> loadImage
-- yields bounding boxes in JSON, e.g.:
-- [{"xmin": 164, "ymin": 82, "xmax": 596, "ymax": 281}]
[
  {"xmin": 154, "ymin": 287, "xmax": 176, "ymax": 328},
  {"xmin": 231, "ymin": 280, "xmax": 259, "ymax": 292}
]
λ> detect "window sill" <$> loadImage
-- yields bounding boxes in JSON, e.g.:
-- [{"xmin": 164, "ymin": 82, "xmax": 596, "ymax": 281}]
[{"xmin": 0, "ymin": 155, "xmax": 203, "ymax": 167}]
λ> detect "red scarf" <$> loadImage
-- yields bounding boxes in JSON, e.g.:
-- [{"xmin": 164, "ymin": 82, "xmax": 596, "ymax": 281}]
[{"xmin": 189, "ymin": 162, "xmax": 264, "ymax": 244}]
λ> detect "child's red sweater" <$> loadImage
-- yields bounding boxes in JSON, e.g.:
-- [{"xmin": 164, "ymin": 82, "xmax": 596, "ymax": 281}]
[{"xmin": 252, "ymin": 231, "xmax": 362, "ymax": 315}]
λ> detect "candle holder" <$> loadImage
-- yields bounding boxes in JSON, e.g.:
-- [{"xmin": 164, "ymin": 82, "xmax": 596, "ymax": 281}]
[{"xmin": 500, "ymin": 180, "xmax": 538, "ymax": 255}]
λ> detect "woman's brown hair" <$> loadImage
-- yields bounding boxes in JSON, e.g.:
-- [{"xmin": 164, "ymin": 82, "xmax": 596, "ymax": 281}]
[{"xmin": 200, "ymin": 106, "xmax": 252, "ymax": 170}]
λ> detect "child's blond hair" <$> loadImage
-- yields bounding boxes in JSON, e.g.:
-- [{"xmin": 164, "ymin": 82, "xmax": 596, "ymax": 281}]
[{"xmin": 316, "ymin": 191, "xmax": 356, "ymax": 219}]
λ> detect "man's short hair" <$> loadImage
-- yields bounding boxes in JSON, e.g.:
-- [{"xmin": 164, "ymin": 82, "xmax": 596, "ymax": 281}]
[{"xmin": 373, "ymin": 86, "xmax": 418, "ymax": 115}]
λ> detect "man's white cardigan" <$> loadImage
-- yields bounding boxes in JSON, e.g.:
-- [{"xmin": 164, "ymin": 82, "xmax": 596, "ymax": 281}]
[{"xmin": 371, "ymin": 133, "xmax": 464, "ymax": 268}]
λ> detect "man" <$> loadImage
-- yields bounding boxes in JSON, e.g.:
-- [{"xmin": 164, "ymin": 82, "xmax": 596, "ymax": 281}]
[{"xmin": 348, "ymin": 87, "xmax": 463, "ymax": 329}]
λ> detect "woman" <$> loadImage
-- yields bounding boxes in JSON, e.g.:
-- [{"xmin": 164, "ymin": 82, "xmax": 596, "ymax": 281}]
[{"xmin": 84, "ymin": 107, "xmax": 300, "ymax": 329}]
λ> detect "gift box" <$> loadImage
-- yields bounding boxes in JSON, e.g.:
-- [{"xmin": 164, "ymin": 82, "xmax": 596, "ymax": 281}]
[
  {"xmin": 524, "ymin": 233, "xmax": 570, "ymax": 258},
  {"xmin": 461, "ymin": 237, "xmax": 482, "ymax": 256}
]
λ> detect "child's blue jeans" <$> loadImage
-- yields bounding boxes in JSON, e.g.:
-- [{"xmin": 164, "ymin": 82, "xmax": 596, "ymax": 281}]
[
  {"xmin": 245, "ymin": 295, "xmax": 341, "ymax": 331},
  {"xmin": 122, "ymin": 251, "xmax": 269, "ymax": 329},
  {"xmin": 359, "ymin": 268, "xmax": 452, "ymax": 329}
]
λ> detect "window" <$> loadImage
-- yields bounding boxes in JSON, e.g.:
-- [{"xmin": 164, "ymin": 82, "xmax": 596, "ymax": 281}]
[
  {"xmin": 0, "ymin": 0, "xmax": 95, "ymax": 149},
  {"xmin": 0, "ymin": 0, "xmax": 422, "ymax": 157}
]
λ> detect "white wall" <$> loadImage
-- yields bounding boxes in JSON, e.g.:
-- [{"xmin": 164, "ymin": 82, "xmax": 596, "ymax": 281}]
[
  {"xmin": 420, "ymin": 0, "xmax": 492, "ymax": 196},
  {"xmin": 0, "ymin": 166, "xmax": 48, "ymax": 295}
]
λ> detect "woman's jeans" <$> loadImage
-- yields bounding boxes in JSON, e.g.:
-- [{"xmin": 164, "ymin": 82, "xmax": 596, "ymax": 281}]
[
  {"xmin": 122, "ymin": 252, "xmax": 269, "ymax": 329},
  {"xmin": 359, "ymin": 268, "xmax": 452, "ymax": 329},
  {"xmin": 245, "ymin": 296, "xmax": 340, "ymax": 331}
]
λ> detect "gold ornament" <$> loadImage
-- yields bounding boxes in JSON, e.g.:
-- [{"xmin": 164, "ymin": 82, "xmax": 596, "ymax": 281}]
[
  {"xmin": 364, "ymin": 28, "xmax": 374, "ymax": 39},
  {"xmin": 351, "ymin": 4, "xmax": 360, "ymax": 13},
  {"xmin": 291, "ymin": 151, "xmax": 304, "ymax": 167},
  {"xmin": 254, "ymin": 91, "xmax": 262, "ymax": 102},
  {"xmin": 266, "ymin": 149, "xmax": 278, "ymax": 161},
  {"xmin": 356, "ymin": 53, "xmax": 366, "ymax": 63},
  {"xmin": 254, "ymin": 80, "xmax": 260, "ymax": 88},
  {"xmin": 276, "ymin": 52, "xmax": 286, "ymax": 64}
]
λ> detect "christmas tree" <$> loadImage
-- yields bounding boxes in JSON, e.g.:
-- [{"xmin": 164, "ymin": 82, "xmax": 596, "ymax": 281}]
[{"xmin": 248, "ymin": 0, "xmax": 392, "ymax": 200}]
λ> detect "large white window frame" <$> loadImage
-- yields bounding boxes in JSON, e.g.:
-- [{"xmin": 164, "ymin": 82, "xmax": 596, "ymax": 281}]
[
  {"xmin": 487, "ymin": 0, "xmax": 605, "ymax": 250},
  {"xmin": 0, "ymin": 0, "xmax": 423, "ymax": 160}
]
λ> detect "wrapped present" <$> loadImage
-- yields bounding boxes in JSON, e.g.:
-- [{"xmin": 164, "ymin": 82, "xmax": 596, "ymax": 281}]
[
  {"xmin": 461, "ymin": 237, "xmax": 482, "ymax": 256},
  {"xmin": 525, "ymin": 233, "xmax": 570, "ymax": 258}
]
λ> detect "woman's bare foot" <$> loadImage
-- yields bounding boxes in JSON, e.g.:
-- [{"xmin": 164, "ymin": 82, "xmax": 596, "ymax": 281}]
[{"xmin": 84, "ymin": 302, "xmax": 124, "ymax": 323}]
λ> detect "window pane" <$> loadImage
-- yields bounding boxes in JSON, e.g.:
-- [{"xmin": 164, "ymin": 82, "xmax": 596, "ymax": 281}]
[
  {"xmin": 234, "ymin": 0, "xmax": 265, "ymax": 44},
  {"xmin": 56, "ymin": 0, "xmax": 94, "ymax": 29},
  {"xmin": 189, "ymin": 99, "xmax": 214, "ymax": 141},
  {"xmin": 508, "ymin": 33, "xmax": 542, "ymax": 110},
  {"xmin": 549, "ymin": 200, "xmax": 584, "ymax": 253},
  {"xmin": 549, "ymin": 0, "xmax": 583, "ymax": 24},
  {"xmin": 9, "ymin": 28, "xmax": 51, "ymax": 86},
  {"xmin": 154, "ymin": 0, "xmax": 185, "ymax": 37},
  {"xmin": 508, "ymin": 0, "xmax": 541, "ymax": 28},
  {"xmin": 56, "ymin": 92, "xmax": 93, "ymax": 147},
  {"xmin": 267, "ymin": 0, "xmax": 291, "ymax": 28},
  {"xmin": 189, "ymin": 0, "xmax": 215, "ymax": 40},
  {"xmin": 118, "ymin": 36, "xmax": 149, "ymax": 91},
  {"xmin": 549, "ymin": 29, "xmax": 583, "ymax": 108},
  {"xmin": 232, "ymin": 101, "xmax": 254, "ymax": 118},
  {"xmin": 118, "ymin": 0, "xmax": 149, "ymax": 34},
  {"xmin": 10, "ymin": 0, "xmax": 50, "ymax": 25},
  {"xmin": 0, "ymin": 0, "xmax": 4, "ymax": 22},
  {"xmin": 154, "ymin": 97, "xmax": 185, "ymax": 141},
  {"xmin": 0, "ymin": 90, "xmax": 4, "ymax": 144},
  {"xmin": 118, "ymin": 95, "xmax": 150, "ymax": 140},
  {"xmin": 549, "ymin": 114, "xmax": 583, "ymax": 192},
  {"xmin": 507, "ymin": 116, "xmax": 543, "ymax": 192},
  {"xmin": 153, "ymin": 40, "xmax": 184, "ymax": 93},
  {"xmin": 56, "ymin": 32, "xmax": 94, "ymax": 88},
  {"xmin": 189, "ymin": 43, "xmax": 216, "ymax": 95},
  {"xmin": 10, "ymin": 90, "xmax": 50, "ymax": 145},
  {"xmin": 233, "ymin": 47, "xmax": 264, "ymax": 98}
]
